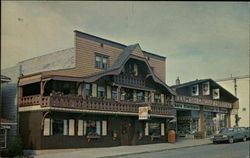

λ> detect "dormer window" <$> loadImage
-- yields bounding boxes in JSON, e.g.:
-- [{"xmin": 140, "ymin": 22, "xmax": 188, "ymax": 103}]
[{"xmin": 95, "ymin": 54, "xmax": 109, "ymax": 69}]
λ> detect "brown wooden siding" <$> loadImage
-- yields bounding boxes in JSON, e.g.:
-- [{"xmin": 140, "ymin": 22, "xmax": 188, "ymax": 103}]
[{"xmin": 42, "ymin": 35, "xmax": 166, "ymax": 82}]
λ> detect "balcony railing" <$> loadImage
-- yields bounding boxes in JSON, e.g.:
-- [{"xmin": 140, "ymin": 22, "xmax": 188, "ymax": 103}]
[
  {"xmin": 19, "ymin": 95, "xmax": 41, "ymax": 106},
  {"xmin": 113, "ymin": 74, "xmax": 145, "ymax": 87},
  {"xmin": 19, "ymin": 95, "xmax": 175, "ymax": 116}
]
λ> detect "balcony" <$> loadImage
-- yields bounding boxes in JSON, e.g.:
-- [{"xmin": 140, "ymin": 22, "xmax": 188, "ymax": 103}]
[
  {"xmin": 113, "ymin": 74, "xmax": 145, "ymax": 87},
  {"xmin": 19, "ymin": 95, "xmax": 175, "ymax": 116}
]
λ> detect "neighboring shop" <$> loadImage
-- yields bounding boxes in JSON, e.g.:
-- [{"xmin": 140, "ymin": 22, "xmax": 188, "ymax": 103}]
[{"xmin": 172, "ymin": 78, "xmax": 239, "ymax": 138}]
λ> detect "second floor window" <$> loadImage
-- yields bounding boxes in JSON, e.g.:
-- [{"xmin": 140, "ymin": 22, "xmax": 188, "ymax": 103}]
[
  {"xmin": 84, "ymin": 84, "xmax": 92, "ymax": 97},
  {"xmin": 97, "ymin": 86, "xmax": 106, "ymax": 97},
  {"xmin": 95, "ymin": 54, "xmax": 109, "ymax": 69},
  {"xmin": 136, "ymin": 91, "xmax": 144, "ymax": 102},
  {"xmin": 111, "ymin": 87, "xmax": 117, "ymax": 100}
]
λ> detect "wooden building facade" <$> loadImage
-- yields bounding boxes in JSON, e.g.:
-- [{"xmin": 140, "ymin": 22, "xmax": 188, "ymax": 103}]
[
  {"xmin": 172, "ymin": 79, "xmax": 239, "ymax": 138},
  {"xmin": 18, "ymin": 31, "xmax": 176, "ymax": 149}
]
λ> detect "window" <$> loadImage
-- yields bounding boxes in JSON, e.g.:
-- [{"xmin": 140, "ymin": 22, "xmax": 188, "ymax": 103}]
[
  {"xmin": 154, "ymin": 94, "xmax": 161, "ymax": 103},
  {"xmin": 84, "ymin": 120, "xmax": 101, "ymax": 136},
  {"xmin": 84, "ymin": 84, "xmax": 92, "ymax": 97},
  {"xmin": 97, "ymin": 86, "xmax": 106, "ymax": 97},
  {"xmin": 52, "ymin": 119, "xmax": 68, "ymax": 136},
  {"xmin": 136, "ymin": 91, "xmax": 144, "ymax": 102},
  {"xmin": 111, "ymin": 87, "xmax": 117, "ymax": 100},
  {"xmin": 95, "ymin": 54, "xmax": 109, "ymax": 69},
  {"xmin": 149, "ymin": 123, "xmax": 161, "ymax": 136},
  {"xmin": 103, "ymin": 57, "xmax": 108, "ymax": 69}
]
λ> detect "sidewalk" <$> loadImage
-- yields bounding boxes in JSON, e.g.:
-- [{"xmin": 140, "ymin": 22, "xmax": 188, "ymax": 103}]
[{"xmin": 31, "ymin": 138, "xmax": 211, "ymax": 158}]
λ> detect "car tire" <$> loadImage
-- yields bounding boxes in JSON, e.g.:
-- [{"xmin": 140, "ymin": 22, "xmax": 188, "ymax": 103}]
[
  {"xmin": 243, "ymin": 137, "xmax": 247, "ymax": 142},
  {"xmin": 229, "ymin": 137, "xmax": 234, "ymax": 144}
]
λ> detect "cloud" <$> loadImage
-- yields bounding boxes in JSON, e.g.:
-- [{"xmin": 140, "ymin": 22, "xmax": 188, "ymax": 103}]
[{"xmin": 1, "ymin": 1, "xmax": 249, "ymax": 86}]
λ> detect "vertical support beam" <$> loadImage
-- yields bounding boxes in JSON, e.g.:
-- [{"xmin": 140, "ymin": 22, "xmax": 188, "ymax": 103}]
[
  {"xmin": 199, "ymin": 106, "xmax": 205, "ymax": 138},
  {"xmin": 82, "ymin": 83, "xmax": 86, "ymax": 99},
  {"xmin": 40, "ymin": 81, "xmax": 44, "ymax": 96},
  {"xmin": 117, "ymin": 86, "xmax": 121, "ymax": 101},
  {"xmin": 160, "ymin": 94, "xmax": 165, "ymax": 105},
  {"xmin": 150, "ymin": 91, "xmax": 154, "ymax": 103},
  {"xmin": 92, "ymin": 83, "xmax": 97, "ymax": 97},
  {"xmin": 133, "ymin": 90, "xmax": 137, "ymax": 102},
  {"xmin": 144, "ymin": 92, "xmax": 148, "ymax": 103},
  {"xmin": 227, "ymin": 109, "xmax": 232, "ymax": 128},
  {"xmin": 107, "ymin": 86, "xmax": 112, "ymax": 99}
]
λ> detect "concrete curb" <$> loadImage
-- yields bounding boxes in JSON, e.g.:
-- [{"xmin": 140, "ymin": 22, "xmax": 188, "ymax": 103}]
[{"xmin": 99, "ymin": 143, "xmax": 212, "ymax": 158}]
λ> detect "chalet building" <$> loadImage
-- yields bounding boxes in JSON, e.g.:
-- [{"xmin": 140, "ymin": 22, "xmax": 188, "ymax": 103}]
[
  {"xmin": 17, "ymin": 31, "xmax": 176, "ymax": 149},
  {"xmin": 171, "ymin": 79, "xmax": 239, "ymax": 138}
]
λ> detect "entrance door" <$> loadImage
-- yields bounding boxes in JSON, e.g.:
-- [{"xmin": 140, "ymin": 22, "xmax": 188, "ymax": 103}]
[{"xmin": 120, "ymin": 117, "xmax": 133, "ymax": 145}]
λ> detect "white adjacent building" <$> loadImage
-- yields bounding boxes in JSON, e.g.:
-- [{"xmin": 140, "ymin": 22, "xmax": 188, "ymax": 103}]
[{"xmin": 216, "ymin": 75, "xmax": 249, "ymax": 127}]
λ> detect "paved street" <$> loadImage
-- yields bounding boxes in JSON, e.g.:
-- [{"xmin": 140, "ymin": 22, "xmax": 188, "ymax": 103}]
[{"xmin": 117, "ymin": 141, "xmax": 250, "ymax": 158}]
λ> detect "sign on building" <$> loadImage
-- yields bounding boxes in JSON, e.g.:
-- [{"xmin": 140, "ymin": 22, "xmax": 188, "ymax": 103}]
[{"xmin": 139, "ymin": 106, "xmax": 151, "ymax": 120}]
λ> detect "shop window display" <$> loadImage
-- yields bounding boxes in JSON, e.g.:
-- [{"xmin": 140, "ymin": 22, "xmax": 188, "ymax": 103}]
[
  {"xmin": 84, "ymin": 120, "xmax": 101, "ymax": 136},
  {"xmin": 149, "ymin": 123, "xmax": 161, "ymax": 136}
]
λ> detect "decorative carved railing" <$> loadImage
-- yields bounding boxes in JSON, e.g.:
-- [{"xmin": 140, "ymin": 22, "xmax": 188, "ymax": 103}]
[
  {"xmin": 113, "ymin": 74, "xmax": 145, "ymax": 87},
  {"xmin": 19, "ymin": 95, "xmax": 175, "ymax": 116},
  {"xmin": 19, "ymin": 95, "xmax": 41, "ymax": 106},
  {"xmin": 175, "ymin": 95, "xmax": 232, "ymax": 109}
]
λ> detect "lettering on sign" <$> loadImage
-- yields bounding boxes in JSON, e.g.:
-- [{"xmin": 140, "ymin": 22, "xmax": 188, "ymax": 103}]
[{"xmin": 175, "ymin": 95, "xmax": 232, "ymax": 108}]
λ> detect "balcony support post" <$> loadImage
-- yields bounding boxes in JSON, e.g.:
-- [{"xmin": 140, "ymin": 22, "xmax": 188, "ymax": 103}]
[{"xmin": 117, "ymin": 86, "xmax": 121, "ymax": 101}]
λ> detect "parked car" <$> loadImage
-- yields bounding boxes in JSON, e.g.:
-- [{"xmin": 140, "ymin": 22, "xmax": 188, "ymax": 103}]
[{"xmin": 210, "ymin": 127, "xmax": 248, "ymax": 144}]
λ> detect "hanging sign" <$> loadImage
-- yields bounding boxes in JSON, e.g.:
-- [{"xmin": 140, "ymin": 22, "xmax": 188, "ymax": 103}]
[{"xmin": 139, "ymin": 106, "xmax": 150, "ymax": 120}]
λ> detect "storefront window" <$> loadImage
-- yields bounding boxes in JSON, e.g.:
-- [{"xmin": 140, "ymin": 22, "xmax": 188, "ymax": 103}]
[
  {"xmin": 112, "ymin": 87, "xmax": 117, "ymax": 100},
  {"xmin": 149, "ymin": 123, "xmax": 161, "ymax": 136},
  {"xmin": 84, "ymin": 84, "xmax": 91, "ymax": 97},
  {"xmin": 52, "ymin": 119, "xmax": 68, "ymax": 136},
  {"xmin": 97, "ymin": 86, "xmax": 105, "ymax": 97},
  {"xmin": 84, "ymin": 120, "xmax": 101, "ymax": 136},
  {"xmin": 205, "ymin": 112, "xmax": 216, "ymax": 136}
]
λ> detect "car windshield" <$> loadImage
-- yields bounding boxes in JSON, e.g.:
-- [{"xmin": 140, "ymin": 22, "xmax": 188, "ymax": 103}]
[{"xmin": 219, "ymin": 128, "xmax": 233, "ymax": 134}]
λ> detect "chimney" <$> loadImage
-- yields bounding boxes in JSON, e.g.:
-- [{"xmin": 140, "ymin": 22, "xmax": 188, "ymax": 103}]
[
  {"xmin": 19, "ymin": 64, "xmax": 24, "ymax": 77},
  {"xmin": 176, "ymin": 77, "xmax": 180, "ymax": 85}
]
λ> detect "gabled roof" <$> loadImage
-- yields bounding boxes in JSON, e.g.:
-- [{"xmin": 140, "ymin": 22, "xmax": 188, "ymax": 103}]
[
  {"xmin": 82, "ymin": 44, "xmax": 176, "ymax": 95},
  {"xmin": 171, "ymin": 79, "xmax": 209, "ymax": 89},
  {"xmin": 171, "ymin": 78, "xmax": 238, "ymax": 100}
]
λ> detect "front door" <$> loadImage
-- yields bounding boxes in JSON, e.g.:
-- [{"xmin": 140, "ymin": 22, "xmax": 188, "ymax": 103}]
[{"xmin": 120, "ymin": 117, "xmax": 133, "ymax": 145}]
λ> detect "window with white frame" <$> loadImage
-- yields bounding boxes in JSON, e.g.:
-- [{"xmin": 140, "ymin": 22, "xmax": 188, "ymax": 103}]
[
  {"xmin": 84, "ymin": 120, "xmax": 101, "ymax": 136},
  {"xmin": 51, "ymin": 119, "xmax": 68, "ymax": 136},
  {"xmin": 95, "ymin": 54, "xmax": 109, "ymax": 69}
]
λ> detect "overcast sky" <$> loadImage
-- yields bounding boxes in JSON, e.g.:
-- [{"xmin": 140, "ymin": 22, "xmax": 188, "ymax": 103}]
[{"xmin": 1, "ymin": 1, "xmax": 249, "ymax": 85}]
